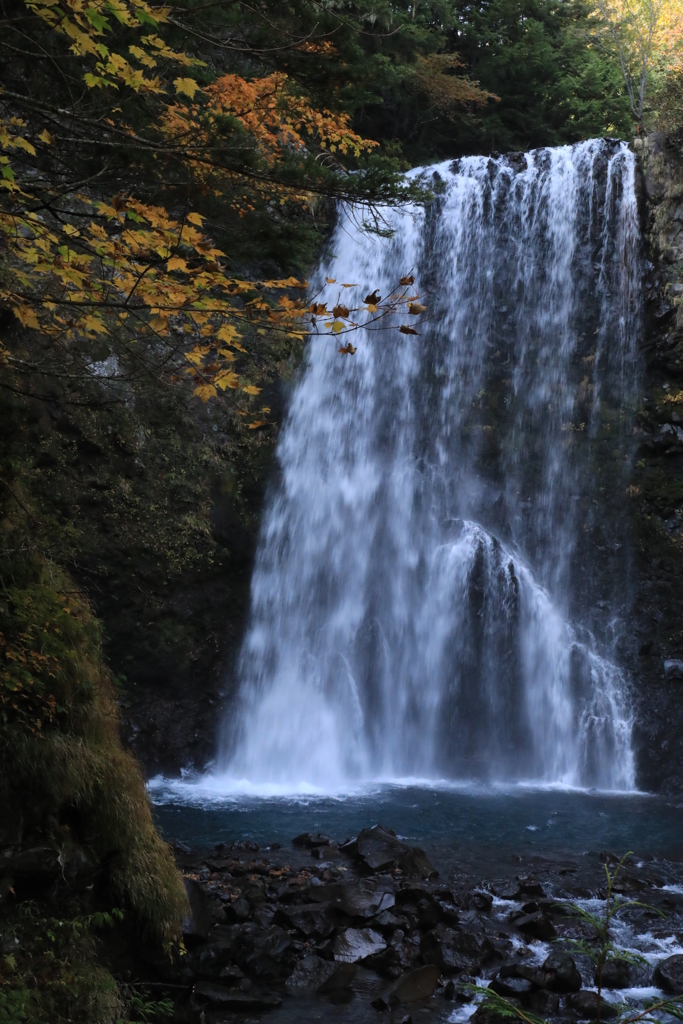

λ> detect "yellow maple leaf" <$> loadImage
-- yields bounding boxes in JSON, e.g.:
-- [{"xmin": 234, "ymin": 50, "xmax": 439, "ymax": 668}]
[
  {"xmin": 167, "ymin": 256, "xmax": 188, "ymax": 272},
  {"xmin": 13, "ymin": 305, "xmax": 40, "ymax": 329},
  {"xmin": 217, "ymin": 324, "xmax": 237, "ymax": 343},
  {"xmin": 187, "ymin": 211, "xmax": 204, "ymax": 226},
  {"xmin": 193, "ymin": 383, "xmax": 217, "ymax": 402},
  {"xmin": 216, "ymin": 372, "xmax": 239, "ymax": 390},
  {"xmin": 174, "ymin": 77, "xmax": 200, "ymax": 99},
  {"xmin": 242, "ymin": 384, "xmax": 261, "ymax": 395}
]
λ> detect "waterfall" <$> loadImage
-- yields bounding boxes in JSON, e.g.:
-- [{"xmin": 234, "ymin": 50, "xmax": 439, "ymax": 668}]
[{"xmin": 219, "ymin": 139, "xmax": 641, "ymax": 792}]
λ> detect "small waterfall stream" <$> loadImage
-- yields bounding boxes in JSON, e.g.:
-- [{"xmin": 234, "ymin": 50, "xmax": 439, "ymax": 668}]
[{"xmin": 219, "ymin": 139, "xmax": 641, "ymax": 792}]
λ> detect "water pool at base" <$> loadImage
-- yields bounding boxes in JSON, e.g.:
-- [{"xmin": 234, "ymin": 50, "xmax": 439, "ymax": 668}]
[{"xmin": 150, "ymin": 783, "xmax": 683, "ymax": 873}]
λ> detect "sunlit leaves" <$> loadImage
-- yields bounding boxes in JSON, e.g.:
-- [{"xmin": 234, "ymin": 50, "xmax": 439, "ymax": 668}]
[
  {"xmin": 174, "ymin": 77, "xmax": 200, "ymax": 99},
  {"xmin": 0, "ymin": 0, "xmax": 430, "ymax": 412}
]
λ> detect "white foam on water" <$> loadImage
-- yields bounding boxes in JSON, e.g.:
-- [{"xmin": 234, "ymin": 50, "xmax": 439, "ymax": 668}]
[{"xmin": 147, "ymin": 772, "xmax": 651, "ymax": 806}]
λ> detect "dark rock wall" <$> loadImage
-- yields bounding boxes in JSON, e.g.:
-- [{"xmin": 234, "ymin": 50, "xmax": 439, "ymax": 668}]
[
  {"xmin": 629, "ymin": 132, "xmax": 683, "ymax": 795},
  {"xmin": 0, "ymin": 317, "xmax": 303, "ymax": 778}
]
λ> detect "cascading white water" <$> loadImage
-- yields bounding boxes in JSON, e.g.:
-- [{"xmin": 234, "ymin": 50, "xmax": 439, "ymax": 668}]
[{"xmin": 219, "ymin": 139, "xmax": 641, "ymax": 792}]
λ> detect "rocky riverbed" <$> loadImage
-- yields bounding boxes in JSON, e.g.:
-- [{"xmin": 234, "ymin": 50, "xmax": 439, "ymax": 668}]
[{"xmin": 144, "ymin": 824, "xmax": 683, "ymax": 1024}]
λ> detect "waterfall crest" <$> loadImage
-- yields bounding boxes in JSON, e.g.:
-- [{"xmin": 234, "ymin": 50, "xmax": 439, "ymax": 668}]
[{"xmin": 219, "ymin": 139, "xmax": 641, "ymax": 792}]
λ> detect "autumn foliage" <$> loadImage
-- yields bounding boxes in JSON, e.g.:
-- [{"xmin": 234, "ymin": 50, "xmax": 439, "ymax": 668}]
[{"xmin": 0, "ymin": 0, "xmax": 451, "ymax": 418}]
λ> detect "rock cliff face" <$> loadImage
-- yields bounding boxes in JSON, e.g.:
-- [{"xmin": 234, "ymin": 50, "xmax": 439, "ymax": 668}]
[{"xmin": 629, "ymin": 132, "xmax": 683, "ymax": 795}]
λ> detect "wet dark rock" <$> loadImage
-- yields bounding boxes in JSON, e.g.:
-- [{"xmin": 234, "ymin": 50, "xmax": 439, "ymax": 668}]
[
  {"xmin": 193, "ymin": 981, "xmax": 282, "ymax": 1009},
  {"xmin": 254, "ymin": 905, "xmax": 276, "ymax": 928},
  {"xmin": 373, "ymin": 909, "xmax": 405, "ymax": 931},
  {"xmin": 568, "ymin": 990, "xmax": 618, "ymax": 1019},
  {"xmin": 218, "ymin": 964, "xmax": 244, "ymax": 985},
  {"xmin": 355, "ymin": 822, "xmax": 404, "ymax": 868},
  {"xmin": 491, "ymin": 881, "xmax": 522, "ymax": 900},
  {"xmin": 281, "ymin": 902, "xmax": 336, "ymax": 938},
  {"xmin": 231, "ymin": 839, "xmax": 260, "ymax": 853},
  {"xmin": 366, "ymin": 936, "xmax": 419, "ymax": 978},
  {"xmin": 183, "ymin": 878, "xmax": 212, "ymax": 942},
  {"xmin": 664, "ymin": 659, "xmax": 683, "ymax": 680},
  {"xmin": 542, "ymin": 951, "xmax": 582, "ymax": 993},
  {"xmin": 600, "ymin": 959, "xmax": 632, "ymax": 988},
  {"xmin": 354, "ymin": 825, "xmax": 436, "ymax": 879},
  {"xmin": 514, "ymin": 910, "xmax": 557, "ymax": 941},
  {"xmin": 333, "ymin": 926, "xmax": 387, "ymax": 962},
  {"xmin": 388, "ymin": 965, "xmax": 440, "ymax": 1004},
  {"xmin": 528, "ymin": 989, "xmax": 560, "ymax": 1015},
  {"xmin": 654, "ymin": 953, "xmax": 683, "ymax": 993},
  {"xmin": 224, "ymin": 896, "xmax": 251, "ymax": 922},
  {"xmin": 417, "ymin": 896, "xmax": 443, "ymax": 928},
  {"xmin": 196, "ymin": 940, "xmax": 238, "ymax": 979},
  {"xmin": 334, "ymin": 878, "xmax": 396, "ymax": 917},
  {"xmin": 498, "ymin": 963, "xmax": 550, "ymax": 989},
  {"xmin": 420, "ymin": 923, "xmax": 482, "ymax": 974},
  {"xmin": 292, "ymin": 832, "xmax": 330, "ymax": 848},
  {"xmin": 516, "ymin": 876, "xmax": 546, "ymax": 898},
  {"xmin": 490, "ymin": 974, "xmax": 534, "ymax": 997},
  {"xmin": 252, "ymin": 925, "xmax": 291, "ymax": 959},
  {"xmin": 460, "ymin": 890, "xmax": 494, "ymax": 912},
  {"xmin": 284, "ymin": 954, "xmax": 356, "ymax": 995}
]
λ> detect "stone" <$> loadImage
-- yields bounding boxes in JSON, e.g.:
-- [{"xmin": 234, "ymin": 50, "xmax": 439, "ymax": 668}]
[
  {"xmin": 514, "ymin": 911, "xmax": 557, "ymax": 942},
  {"xmin": 373, "ymin": 909, "xmax": 404, "ymax": 930},
  {"xmin": 355, "ymin": 825, "xmax": 413, "ymax": 871},
  {"xmin": 664, "ymin": 659, "xmax": 683, "ymax": 680},
  {"xmin": 354, "ymin": 825, "xmax": 436, "ymax": 879},
  {"xmin": 224, "ymin": 896, "xmax": 251, "ymax": 922},
  {"xmin": 600, "ymin": 959, "xmax": 631, "ymax": 989},
  {"xmin": 567, "ymin": 990, "xmax": 618, "ymax": 1019},
  {"xmin": 498, "ymin": 963, "xmax": 550, "ymax": 989},
  {"xmin": 654, "ymin": 953, "xmax": 683, "ymax": 993},
  {"xmin": 658, "ymin": 423, "xmax": 683, "ymax": 444},
  {"xmin": 281, "ymin": 902, "xmax": 336, "ymax": 938},
  {"xmin": 193, "ymin": 981, "xmax": 281, "ymax": 1009},
  {"xmin": 333, "ymin": 927, "xmax": 387, "ymax": 962},
  {"xmin": 389, "ymin": 965, "xmax": 440, "ymax": 1004},
  {"xmin": 489, "ymin": 975, "xmax": 534, "ymax": 997},
  {"xmin": 516, "ymin": 876, "xmax": 545, "ymax": 898},
  {"xmin": 183, "ymin": 878, "xmax": 212, "ymax": 942},
  {"xmin": 528, "ymin": 989, "xmax": 560, "ymax": 1015},
  {"xmin": 460, "ymin": 890, "xmax": 493, "ymax": 912},
  {"xmin": 491, "ymin": 881, "xmax": 522, "ymax": 900},
  {"xmin": 420, "ymin": 924, "xmax": 482, "ymax": 975},
  {"xmin": 335, "ymin": 878, "xmax": 396, "ymax": 918},
  {"xmin": 542, "ymin": 951, "xmax": 582, "ymax": 993},
  {"xmin": 417, "ymin": 897, "xmax": 443, "ymax": 928},
  {"xmin": 367, "ymin": 938, "xmax": 419, "ymax": 978},
  {"xmin": 318, "ymin": 962, "xmax": 358, "ymax": 994},
  {"xmin": 285, "ymin": 955, "xmax": 357, "ymax": 994},
  {"xmin": 231, "ymin": 839, "xmax": 259, "ymax": 852},
  {"xmin": 292, "ymin": 832, "xmax": 330, "ymax": 848},
  {"xmin": 252, "ymin": 925, "xmax": 291, "ymax": 959},
  {"xmin": 218, "ymin": 964, "xmax": 244, "ymax": 984},
  {"xmin": 196, "ymin": 940, "xmax": 238, "ymax": 978}
]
